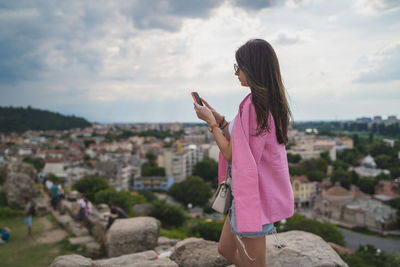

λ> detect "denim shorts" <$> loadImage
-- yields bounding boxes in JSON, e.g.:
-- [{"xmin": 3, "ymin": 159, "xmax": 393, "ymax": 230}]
[
  {"xmin": 24, "ymin": 216, "xmax": 32, "ymax": 228},
  {"xmin": 228, "ymin": 177, "xmax": 276, "ymax": 238}
]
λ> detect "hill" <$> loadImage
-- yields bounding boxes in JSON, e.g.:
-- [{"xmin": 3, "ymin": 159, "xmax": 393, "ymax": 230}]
[{"xmin": 0, "ymin": 106, "xmax": 92, "ymax": 133}]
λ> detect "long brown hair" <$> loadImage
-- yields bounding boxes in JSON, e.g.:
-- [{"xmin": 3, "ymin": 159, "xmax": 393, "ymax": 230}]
[{"xmin": 235, "ymin": 39, "xmax": 292, "ymax": 144}]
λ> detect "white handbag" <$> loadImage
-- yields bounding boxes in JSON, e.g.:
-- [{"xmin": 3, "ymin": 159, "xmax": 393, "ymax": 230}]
[{"xmin": 210, "ymin": 167, "xmax": 232, "ymax": 214}]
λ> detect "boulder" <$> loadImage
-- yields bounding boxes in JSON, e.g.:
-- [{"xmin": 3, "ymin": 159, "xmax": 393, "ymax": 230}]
[
  {"xmin": 106, "ymin": 217, "xmax": 160, "ymax": 257},
  {"xmin": 85, "ymin": 241, "xmax": 102, "ymax": 258},
  {"xmin": 69, "ymin": 236, "xmax": 94, "ymax": 246},
  {"xmin": 133, "ymin": 203, "xmax": 153, "ymax": 216},
  {"xmin": 96, "ymin": 203, "xmax": 110, "ymax": 213},
  {"xmin": 264, "ymin": 230, "xmax": 348, "ymax": 267},
  {"xmin": 33, "ymin": 197, "xmax": 50, "ymax": 216},
  {"xmin": 156, "ymin": 236, "xmax": 180, "ymax": 254},
  {"xmin": 94, "ymin": 250, "xmax": 157, "ymax": 266},
  {"xmin": 50, "ymin": 254, "xmax": 92, "ymax": 267},
  {"xmin": 6, "ymin": 170, "xmax": 36, "ymax": 205},
  {"xmin": 170, "ymin": 238, "xmax": 230, "ymax": 267},
  {"xmin": 66, "ymin": 190, "xmax": 79, "ymax": 201}
]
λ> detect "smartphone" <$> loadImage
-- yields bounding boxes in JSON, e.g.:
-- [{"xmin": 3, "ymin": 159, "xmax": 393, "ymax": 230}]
[{"xmin": 191, "ymin": 92, "xmax": 203, "ymax": 106}]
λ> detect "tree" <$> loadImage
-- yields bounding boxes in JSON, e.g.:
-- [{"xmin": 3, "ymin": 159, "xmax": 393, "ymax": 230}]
[
  {"xmin": 146, "ymin": 152, "xmax": 157, "ymax": 165},
  {"xmin": 331, "ymin": 168, "xmax": 353, "ymax": 189},
  {"xmin": 149, "ymin": 201, "xmax": 186, "ymax": 228},
  {"xmin": 193, "ymin": 157, "xmax": 218, "ymax": 186},
  {"xmin": 302, "ymin": 158, "xmax": 328, "ymax": 174},
  {"xmin": 141, "ymin": 163, "xmax": 166, "ymax": 176},
  {"xmin": 72, "ymin": 176, "xmax": 110, "ymax": 202},
  {"xmin": 357, "ymin": 177, "xmax": 378, "ymax": 195},
  {"xmin": 374, "ymin": 154, "xmax": 392, "ymax": 170},
  {"xmin": 168, "ymin": 176, "xmax": 212, "ymax": 207},
  {"xmin": 342, "ymin": 244, "xmax": 400, "ymax": 267},
  {"xmin": 332, "ymin": 159, "xmax": 350, "ymax": 171},
  {"xmin": 22, "ymin": 157, "xmax": 45, "ymax": 172},
  {"xmin": 287, "ymin": 153, "xmax": 301, "ymax": 164},
  {"xmin": 307, "ymin": 170, "xmax": 325, "ymax": 182}
]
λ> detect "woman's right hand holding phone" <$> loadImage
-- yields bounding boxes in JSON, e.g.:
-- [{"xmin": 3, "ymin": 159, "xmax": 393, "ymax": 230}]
[{"xmin": 200, "ymin": 98, "xmax": 224, "ymax": 125}]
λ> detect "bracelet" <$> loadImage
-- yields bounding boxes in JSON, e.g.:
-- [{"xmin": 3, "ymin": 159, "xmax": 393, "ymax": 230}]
[
  {"xmin": 218, "ymin": 116, "xmax": 225, "ymax": 127},
  {"xmin": 220, "ymin": 121, "xmax": 228, "ymax": 130}
]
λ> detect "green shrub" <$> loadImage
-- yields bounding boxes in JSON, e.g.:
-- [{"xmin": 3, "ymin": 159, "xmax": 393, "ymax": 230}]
[
  {"xmin": 342, "ymin": 244, "xmax": 400, "ymax": 267},
  {"xmin": 0, "ymin": 165, "xmax": 7, "ymax": 185},
  {"xmin": 0, "ymin": 192, "xmax": 7, "ymax": 206},
  {"xmin": 281, "ymin": 213, "xmax": 345, "ymax": 246},
  {"xmin": 138, "ymin": 190, "xmax": 157, "ymax": 203},
  {"xmin": 0, "ymin": 207, "xmax": 23, "ymax": 217},
  {"xmin": 150, "ymin": 201, "xmax": 185, "ymax": 228},
  {"xmin": 72, "ymin": 176, "xmax": 110, "ymax": 202},
  {"xmin": 94, "ymin": 188, "xmax": 145, "ymax": 216},
  {"xmin": 189, "ymin": 220, "xmax": 224, "ymax": 241}
]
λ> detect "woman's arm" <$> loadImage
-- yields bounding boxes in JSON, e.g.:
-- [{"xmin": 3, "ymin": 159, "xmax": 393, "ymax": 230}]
[{"xmin": 193, "ymin": 102, "xmax": 232, "ymax": 162}]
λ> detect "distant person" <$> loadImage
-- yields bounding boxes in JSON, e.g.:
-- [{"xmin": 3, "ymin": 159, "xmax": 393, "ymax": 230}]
[
  {"xmin": 84, "ymin": 197, "xmax": 92, "ymax": 216},
  {"xmin": 45, "ymin": 179, "xmax": 53, "ymax": 192},
  {"xmin": 75, "ymin": 196, "xmax": 86, "ymax": 228},
  {"xmin": 0, "ymin": 227, "xmax": 10, "ymax": 244},
  {"xmin": 24, "ymin": 197, "xmax": 34, "ymax": 238},
  {"xmin": 37, "ymin": 172, "xmax": 44, "ymax": 184},
  {"xmin": 50, "ymin": 183, "xmax": 59, "ymax": 210},
  {"xmin": 106, "ymin": 204, "xmax": 128, "ymax": 230},
  {"xmin": 57, "ymin": 182, "xmax": 65, "ymax": 200},
  {"xmin": 193, "ymin": 39, "xmax": 294, "ymax": 266}
]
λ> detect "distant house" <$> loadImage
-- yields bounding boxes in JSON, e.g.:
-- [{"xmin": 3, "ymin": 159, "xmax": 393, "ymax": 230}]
[
  {"xmin": 43, "ymin": 162, "xmax": 67, "ymax": 180},
  {"xmin": 290, "ymin": 176, "xmax": 317, "ymax": 208},
  {"xmin": 374, "ymin": 179, "xmax": 400, "ymax": 201},
  {"xmin": 314, "ymin": 182, "xmax": 397, "ymax": 230}
]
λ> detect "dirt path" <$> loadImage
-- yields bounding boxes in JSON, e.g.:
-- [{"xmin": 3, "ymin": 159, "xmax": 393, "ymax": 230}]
[{"xmin": 36, "ymin": 217, "xmax": 68, "ymax": 244}]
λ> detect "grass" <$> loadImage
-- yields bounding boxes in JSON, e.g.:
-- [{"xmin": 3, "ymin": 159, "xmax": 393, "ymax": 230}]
[{"xmin": 0, "ymin": 215, "xmax": 81, "ymax": 267}]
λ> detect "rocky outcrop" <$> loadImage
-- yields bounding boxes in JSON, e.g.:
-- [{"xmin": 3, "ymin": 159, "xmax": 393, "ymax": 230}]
[
  {"xmin": 263, "ymin": 230, "xmax": 348, "ymax": 267},
  {"xmin": 50, "ymin": 254, "xmax": 92, "ymax": 267},
  {"xmin": 170, "ymin": 238, "xmax": 230, "ymax": 267},
  {"xmin": 106, "ymin": 217, "xmax": 161, "ymax": 257},
  {"xmin": 2, "ymin": 162, "xmax": 37, "ymax": 205},
  {"xmin": 51, "ymin": 229, "xmax": 349, "ymax": 267},
  {"xmin": 51, "ymin": 251, "xmax": 178, "ymax": 267}
]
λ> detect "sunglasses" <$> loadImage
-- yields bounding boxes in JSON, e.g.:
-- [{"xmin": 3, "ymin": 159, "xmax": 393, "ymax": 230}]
[{"xmin": 234, "ymin": 63, "xmax": 240, "ymax": 74}]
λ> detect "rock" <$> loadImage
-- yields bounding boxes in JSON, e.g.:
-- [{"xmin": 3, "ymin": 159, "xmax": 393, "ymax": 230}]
[
  {"xmin": 156, "ymin": 236, "xmax": 180, "ymax": 254},
  {"xmin": 59, "ymin": 200, "xmax": 76, "ymax": 216},
  {"xmin": 125, "ymin": 258, "xmax": 179, "ymax": 267},
  {"xmin": 50, "ymin": 254, "xmax": 92, "ymax": 267},
  {"xmin": 53, "ymin": 212, "xmax": 74, "ymax": 228},
  {"xmin": 170, "ymin": 238, "xmax": 230, "ymax": 267},
  {"xmin": 94, "ymin": 250, "xmax": 157, "ymax": 266},
  {"xmin": 264, "ymin": 230, "xmax": 348, "ymax": 267},
  {"xmin": 5, "ymin": 168, "xmax": 36, "ymax": 205},
  {"xmin": 133, "ymin": 203, "xmax": 153, "ymax": 216},
  {"xmin": 158, "ymin": 236, "xmax": 180, "ymax": 247},
  {"xmin": 69, "ymin": 236, "xmax": 94, "ymax": 246},
  {"xmin": 70, "ymin": 224, "xmax": 89, "ymax": 237},
  {"xmin": 106, "ymin": 217, "xmax": 160, "ymax": 257},
  {"xmin": 91, "ymin": 219, "xmax": 108, "ymax": 244},
  {"xmin": 33, "ymin": 197, "xmax": 50, "ymax": 216},
  {"xmin": 85, "ymin": 241, "xmax": 102, "ymax": 258},
  {"xmin": 67, "ymin": 190, "xmax": 79, "ymax": 201},
  {"xmin": 96, "ymin": 203, "xmax": 110, "ymax": 213}
]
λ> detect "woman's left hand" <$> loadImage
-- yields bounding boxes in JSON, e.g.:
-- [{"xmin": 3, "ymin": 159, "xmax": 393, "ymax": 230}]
[{"xmin": 194, "ymin": 102, "xmax": 216, "ymax": 125}]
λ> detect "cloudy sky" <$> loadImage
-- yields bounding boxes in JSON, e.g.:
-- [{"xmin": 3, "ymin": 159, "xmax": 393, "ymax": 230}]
[{"xmin": 1, "ymin": 0, "xmax": 399, "ymax": 123}]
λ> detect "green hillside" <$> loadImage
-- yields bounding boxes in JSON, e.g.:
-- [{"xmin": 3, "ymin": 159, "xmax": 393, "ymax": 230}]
[{"xmin": 0, "ymin": 106, "xmax": 91, "ymax": 133}]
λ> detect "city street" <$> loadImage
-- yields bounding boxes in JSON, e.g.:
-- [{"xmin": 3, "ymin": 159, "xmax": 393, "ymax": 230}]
[{"xmin": 338, "ymin": 227, "xmax": 400, "ymax": 254}]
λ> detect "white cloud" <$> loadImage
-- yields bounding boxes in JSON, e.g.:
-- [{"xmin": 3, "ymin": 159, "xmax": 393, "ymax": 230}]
[{"xmin": 354, "ymin": 0, "xmax": 400, "ymax": 15}]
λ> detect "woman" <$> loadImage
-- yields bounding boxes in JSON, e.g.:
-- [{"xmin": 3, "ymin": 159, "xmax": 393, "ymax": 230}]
[{"xmin": 194, "ymin": 39, "xmax": 294, "ymax": 267}]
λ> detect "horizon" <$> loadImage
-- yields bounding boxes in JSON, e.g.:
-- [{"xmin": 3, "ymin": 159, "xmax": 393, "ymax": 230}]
[{"xmin": 0, "ymin": 1, "xmax": 399, "ymax": 123}]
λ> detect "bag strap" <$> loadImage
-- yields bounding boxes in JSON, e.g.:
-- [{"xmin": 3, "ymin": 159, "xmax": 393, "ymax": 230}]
[{"xmin": 225, "ymin": 164, "xmax": 229, "ymax": 182}]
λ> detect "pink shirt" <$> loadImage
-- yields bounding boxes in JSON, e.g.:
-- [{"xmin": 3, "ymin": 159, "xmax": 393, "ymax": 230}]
[{"xmin": 218, "ymin": 93, "xmax": 294, "ymax": 233}]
